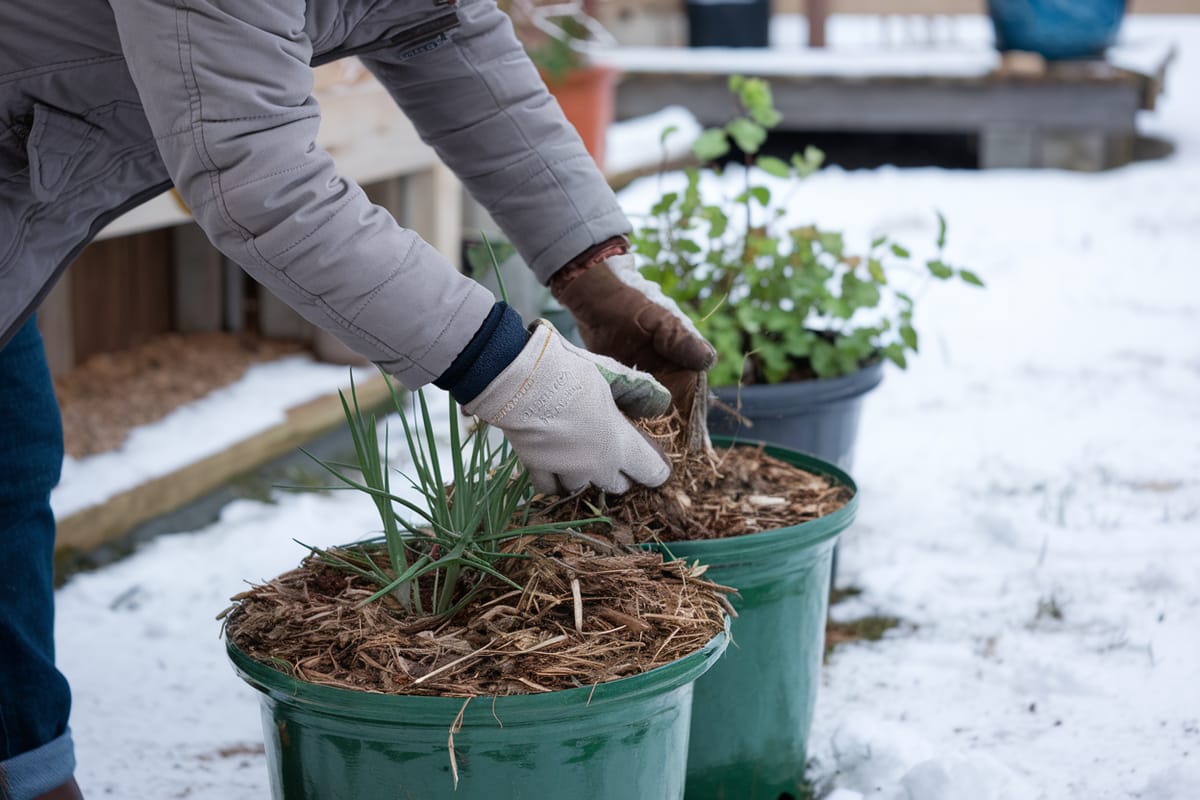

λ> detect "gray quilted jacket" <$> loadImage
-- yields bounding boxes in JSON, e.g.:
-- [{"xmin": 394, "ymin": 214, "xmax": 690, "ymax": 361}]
[{"xmin": 0, "ymin": 0, "xmax": 628, "ymax": 385}]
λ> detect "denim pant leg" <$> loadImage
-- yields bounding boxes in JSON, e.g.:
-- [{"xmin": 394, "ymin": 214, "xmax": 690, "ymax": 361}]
[{"xmin": 0, "ymin": 318, "xmax": 75, "ymax": 800}]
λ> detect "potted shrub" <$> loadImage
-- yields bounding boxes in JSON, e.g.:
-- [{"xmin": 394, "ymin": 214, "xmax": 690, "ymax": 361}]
[
  {"xmin": 503, "ymin": 0, "xmax": 618, "ymax": 169},
  {"xmin": 629, "ymin": 75, "xmax": 984, "ymax": 472},
  {"xmin": 221, "ymin": 380, "xmax": 731, "ymax": 799}
]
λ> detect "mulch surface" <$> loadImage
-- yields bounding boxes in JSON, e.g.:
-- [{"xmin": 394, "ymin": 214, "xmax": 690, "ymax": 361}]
[
  {"xmin": 539, "ymin": 413, "xmax": 854, "ymax": 543},
  {"xmin": 53, "ymin": 332, "xmax": 305, "ymax": 458},
  {"xmin": 225, "ymin": 411, "xmax": 853, "ymax": 698},
  {"xmin": 224, "ymin": 534, "xmax": 731, "ymax": 697}
]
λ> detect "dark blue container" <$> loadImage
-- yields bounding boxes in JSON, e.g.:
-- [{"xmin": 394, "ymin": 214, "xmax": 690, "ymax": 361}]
[
  {"xmin": 686, "ymin": 0, "xmax": 770, "ymax": 48},
  {"xmin": 988, "ymin": 0, "xmax": 1127, "ymax": 60}
]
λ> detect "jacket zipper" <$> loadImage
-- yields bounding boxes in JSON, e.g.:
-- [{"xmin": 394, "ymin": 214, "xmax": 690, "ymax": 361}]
[{"xmin": 311, "ymin": 10, "xmax": 460, "ymax": 67}]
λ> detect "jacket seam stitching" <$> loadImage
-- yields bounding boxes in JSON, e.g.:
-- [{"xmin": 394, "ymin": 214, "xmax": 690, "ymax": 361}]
[
  {"xmin": 185, "ymin": 162, "xmax": 311, "ymax": 214},
  {"xmin": 458, "ymin": 21, "xmax": 593, "ymax": 265},
  {"xmin": 349, "ymin": 235, "xmax": 419, "ymax": 323},
  {"xmin": 530, "ymin": 207, "xmax": 626, "ymax": 267},
  {"xmin": 268, "ymin": 192, "xmax": 357, "ymax": 259}
]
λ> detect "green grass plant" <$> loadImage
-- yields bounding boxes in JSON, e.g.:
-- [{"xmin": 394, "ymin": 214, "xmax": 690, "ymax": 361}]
[{"xmin": 297, "ymin": 375, "xmax": 605, "ymax": 618}]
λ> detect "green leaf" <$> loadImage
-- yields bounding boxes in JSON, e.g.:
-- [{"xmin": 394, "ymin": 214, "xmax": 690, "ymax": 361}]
[
  {"xmin": 693, "ymin": 128, "xmax": 731, "ymax": 162},
  {"xmin": 739, "ymin": 186, "xmax": 771, "ymax": 207},
  {"xmin": 883, "ymin": 343, "xmax": 908, "ymax": 369},
  {"xmin": 936, "ymin": 210, "xmax": 948, "ymax": 249},
  {"xmin": 756, "ymin": 155, "xmax": 791, "ymax": 178},
  {"xmin": 701, "ymin": 206, "xmax": 728, "ymax": 239},
  {"xmin": 959, "ymin": 269, "xmax": 985, "ymax": 287},
  {"xmin": 927, "ymin": 259, "xmax": 954, "ymax": 279},
  {"xmin": 810, "ymin": 340, "xmax": 840, "ymax": 378},
  {"xmin": 890, "ymin": 243, "xmax": 911, "ymax": 259},
  {"xmin": 733, "ymin": 76, "xmax": 782, "ymax": 128},
  {"xmin": 726, "ymin": 117, "xmax": 768, "ymax": 155},
  {"xmin": 871, "ymin": 235, "xmax": 887, "ymax": 250},
  {"xmin": 650, "ymin": 191, "xmax": 678, "ymax": 216},
  {"xmin": 792, "ymin": 146, "xmax": 825, "ymax": 177},
  {"xmin": 840, "ymin": 272, "xmax": 881, "ymax": 311},
  {"xmin": 867, "ymin": 258, "xmax": 886, "ymax": 284},
  {"xmin": 900, "ymin": 324, "xmax": 919, "ymax": 351}
]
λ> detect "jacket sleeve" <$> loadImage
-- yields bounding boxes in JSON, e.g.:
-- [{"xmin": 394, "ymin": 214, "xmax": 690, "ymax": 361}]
[
  {"xmin": 360, "ymin": 0, "xmax": 631, "ymax": 285},
  {"xmin": 107, "ymin": 0, "xmax": 494, "ymax": 387}
]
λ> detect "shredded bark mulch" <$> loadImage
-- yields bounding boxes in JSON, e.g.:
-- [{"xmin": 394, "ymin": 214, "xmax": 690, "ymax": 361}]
[
  {"xmin": 223, "ymin": 534, "xmax": 732, "ymax": 697},
  {"xmin": 54, "ymin": 332, "xmax": 305, "ymax": 458},
  {"xmin": 223, "ymin": 402, "xmax": 848, "ymax": 698},
  {"xmin": 537, "ymin": 413, "xmax": 854, "ymax": 543}
]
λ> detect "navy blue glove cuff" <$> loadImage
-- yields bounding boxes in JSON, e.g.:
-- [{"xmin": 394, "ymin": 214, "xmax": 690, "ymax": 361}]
[{"xmin": 434, "ymin": 302, "xmax": 529, "ymax": 404}]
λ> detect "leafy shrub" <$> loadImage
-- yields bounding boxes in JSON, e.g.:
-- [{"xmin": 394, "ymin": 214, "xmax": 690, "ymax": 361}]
[{"xmin": 630, "ymin": 76, "xmax": 983, "ymax": 387}]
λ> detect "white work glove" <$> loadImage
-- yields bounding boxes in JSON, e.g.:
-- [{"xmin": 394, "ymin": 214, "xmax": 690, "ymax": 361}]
[{"xmin": 464, "ymin": 319, "xmax": 671, "ymax": 495}]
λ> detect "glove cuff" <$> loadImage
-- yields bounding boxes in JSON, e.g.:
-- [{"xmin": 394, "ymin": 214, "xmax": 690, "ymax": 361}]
[
  {"xmin": 549, "ymin": 235, "xmax": 629, "ymax": 294},
  {"xmin": 433, "ymin": 302, "xmax": 529, "ymax": 404}
]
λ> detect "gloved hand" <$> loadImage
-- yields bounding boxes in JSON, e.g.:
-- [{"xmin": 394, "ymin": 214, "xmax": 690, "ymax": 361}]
[
  {"xmin": 550, "ymin": 251, "xmax": 717, "ymax": 411},
  {"xmin": 464, "ymin": 319, "xmax": 671, "ymax": 495}
]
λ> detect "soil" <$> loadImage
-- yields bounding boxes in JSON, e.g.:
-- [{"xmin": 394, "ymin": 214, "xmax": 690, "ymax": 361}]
[
  {"xmin": 53, "ymin": 332, "xmax": 305, "ymax": 458},
  {"xmin": 223, "ymin": 534, "xmax": 731, "ymax": 697}
]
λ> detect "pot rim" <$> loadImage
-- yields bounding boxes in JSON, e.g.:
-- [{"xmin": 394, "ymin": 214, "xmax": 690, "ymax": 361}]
[
  {"xmin": 649, "ymin": 438, "xmax": 858, "ymax": 562},
  {"xmin": 227, "ymin": 618, "xmax": 729, "ymax": 727}
]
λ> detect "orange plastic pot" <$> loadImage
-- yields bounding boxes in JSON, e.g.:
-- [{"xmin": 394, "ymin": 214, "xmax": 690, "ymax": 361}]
[{"xmin": 543, "ymin": 64, "xmax": 618, "ymax": 170}]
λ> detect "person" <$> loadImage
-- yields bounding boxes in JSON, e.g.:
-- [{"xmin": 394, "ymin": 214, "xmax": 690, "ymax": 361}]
[{"xmin": 0, "ymin": 1, "xmax": 715, "ymax": 797}]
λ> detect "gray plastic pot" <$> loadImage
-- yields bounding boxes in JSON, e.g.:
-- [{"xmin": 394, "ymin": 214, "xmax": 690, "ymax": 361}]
[{"xmin": 707, "ymin": 360, "xmax": 884, "ymax": 472}]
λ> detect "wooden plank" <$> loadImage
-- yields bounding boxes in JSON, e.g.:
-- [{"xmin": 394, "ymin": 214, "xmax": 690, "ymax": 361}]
[
  {"xmin": 68, "ymin": 231, "xmax": 174, "ymax": 363},
  {"xmin": 618, "ymin": 72, "xmax": 1142, "ymax": 132},
  {"xmin": 257, "ymin": 285, "xmax": 314, "ymax": 341},
  {"xmin": 172, "ymin": 223, "xmax": 224, "ymax": 333},
  {"xmin": 54, "ymin": 375, "xmax": 393, "ymax": 554},
  {"xmin": 37, "ymin": 271, "xmax": 75, "ymax": 376},
  {"xmin": 403, "ymin": 163, "xmax": 464, "ymax": 270}
]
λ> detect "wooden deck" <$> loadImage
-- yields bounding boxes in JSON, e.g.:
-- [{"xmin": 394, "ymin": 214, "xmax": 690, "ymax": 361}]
[{"xmin": 608, "ymin": 37, "xmax": 1175, "ymax": 171}]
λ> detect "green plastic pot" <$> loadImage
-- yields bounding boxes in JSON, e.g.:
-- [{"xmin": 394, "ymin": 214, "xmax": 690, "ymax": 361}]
[
  {"xmin": 650, "ymin": 440, "xmax": 858, "ymax": 800},
  {"xmin": 227, "ymin": 622, "xmax": 728, "ymax": 799}
]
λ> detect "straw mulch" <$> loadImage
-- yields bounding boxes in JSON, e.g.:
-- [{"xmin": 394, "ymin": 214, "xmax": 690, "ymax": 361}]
[{"xmin": 223, "ymin": 533, "xmax": 732, "ymax": 697}]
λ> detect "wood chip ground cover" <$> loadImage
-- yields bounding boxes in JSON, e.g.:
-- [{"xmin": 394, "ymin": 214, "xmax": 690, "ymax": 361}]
[
  {"xmin": 226, "ymin": 412, "xmax": 850, "ymax": 696},
  {"xmin": 224, "ymin": 535, "xmax": 731, "ymax": 696}
]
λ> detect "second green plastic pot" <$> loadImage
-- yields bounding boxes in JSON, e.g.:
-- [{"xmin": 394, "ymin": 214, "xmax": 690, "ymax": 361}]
[
  {"xmin": 650, "ymin": 441, "xmax": 858, "ymax": 800},
  {"xmin": 228, "ymin": 622, "xmax": 728, "ymax": 800}
]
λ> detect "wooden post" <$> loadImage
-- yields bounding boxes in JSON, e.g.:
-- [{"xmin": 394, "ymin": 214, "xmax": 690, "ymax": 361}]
[
  {"xmin": 172, "ymin": 223, "xmax": 224, "ymax": 333},
  {"xmin": 403, "ymin": 162, "xmax": 464, "ymax": 271},
  {"xmin": 37, "ymin": 272, "xmax": 75, "ymax": 376},
  {"xmin": 808, "ymin": 0, "xmax": 831, "ymax": 48}
]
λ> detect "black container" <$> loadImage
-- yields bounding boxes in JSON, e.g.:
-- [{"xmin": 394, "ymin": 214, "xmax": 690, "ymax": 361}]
[
  {"xmin": 708, "ymin": 360, "xmax": 884, "ymax": 472},
  {"xmin": 686, "ymin": 0, "xmax": 770, "ymax": 49}
]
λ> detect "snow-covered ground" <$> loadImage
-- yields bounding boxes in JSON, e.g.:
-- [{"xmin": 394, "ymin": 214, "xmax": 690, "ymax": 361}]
[{"xmin": 51, "ymin": 15, "xmax": 1199, "ymax": 800}]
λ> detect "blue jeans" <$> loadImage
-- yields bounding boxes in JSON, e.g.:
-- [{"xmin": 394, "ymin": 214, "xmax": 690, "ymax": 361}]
[{"xmin": 0, "ymin": 318, "xmax": 74, "ymax": 800}]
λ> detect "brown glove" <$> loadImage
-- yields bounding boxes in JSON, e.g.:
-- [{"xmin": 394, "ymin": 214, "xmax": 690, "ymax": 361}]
[{"xmin": 550, "ymin": 248, "xmax": 716, "ymax": 412}]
